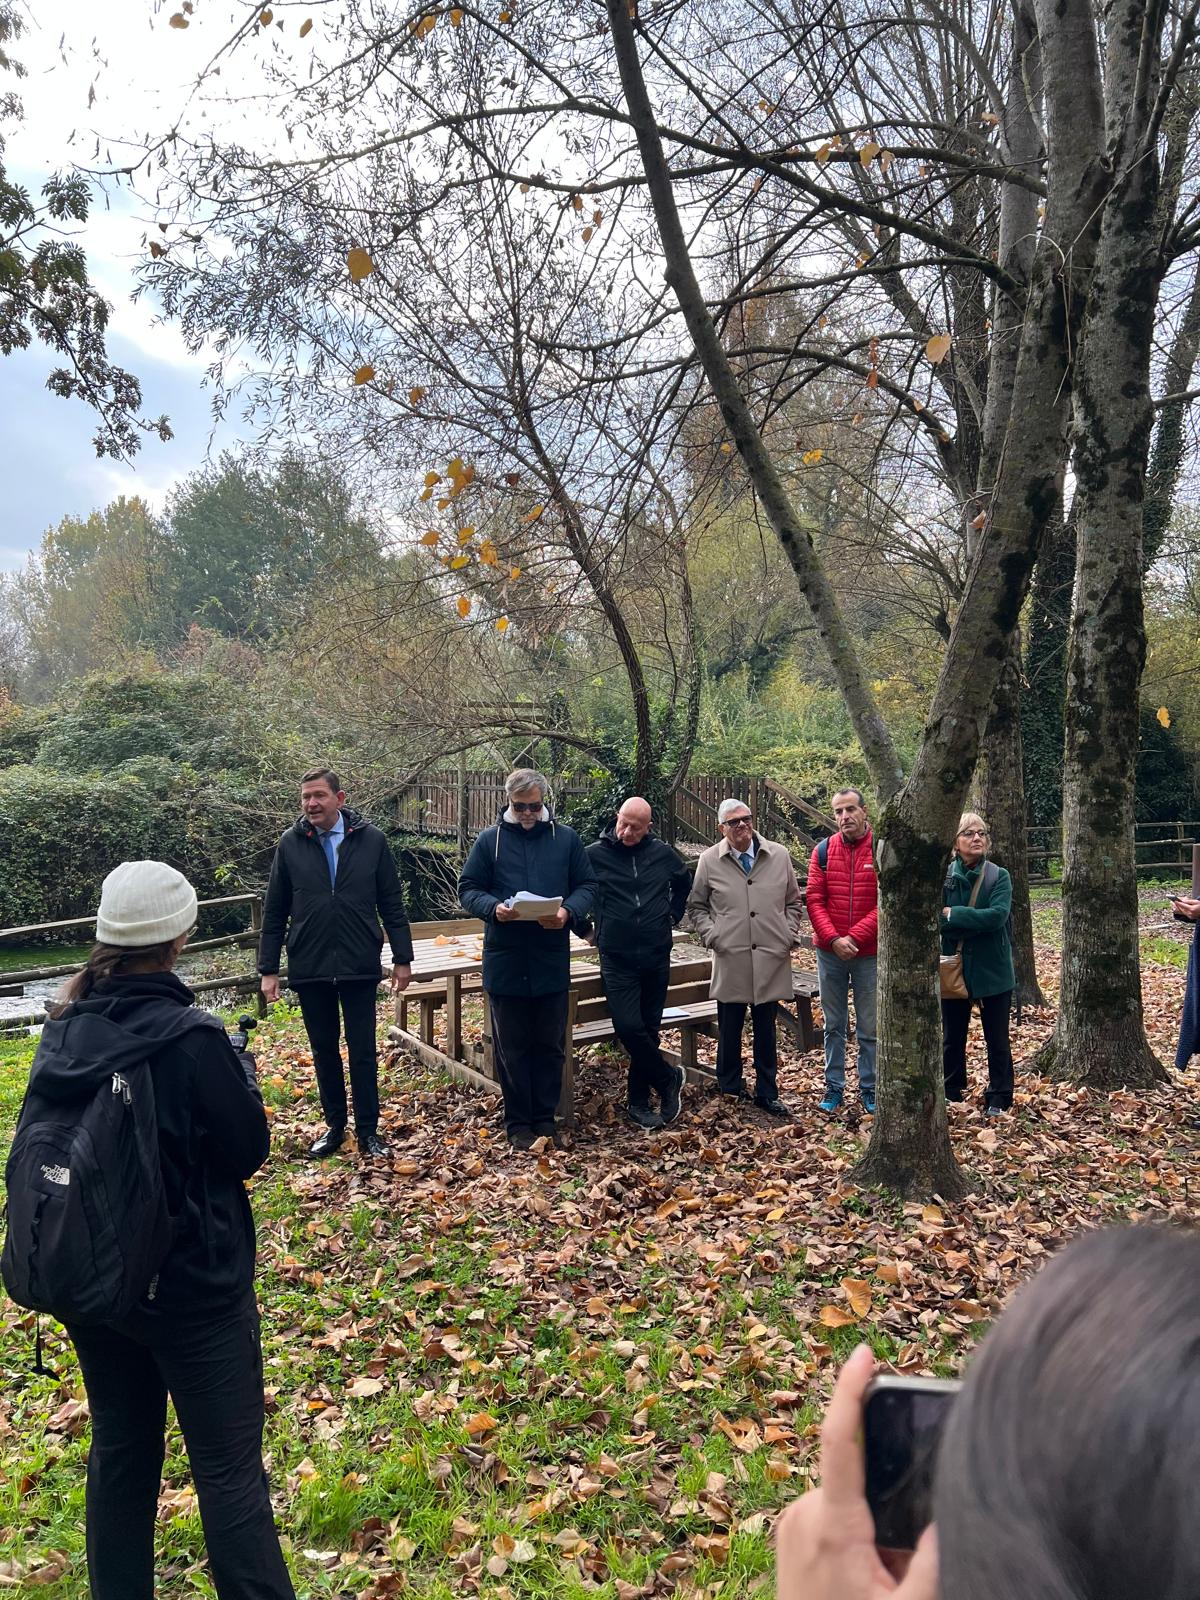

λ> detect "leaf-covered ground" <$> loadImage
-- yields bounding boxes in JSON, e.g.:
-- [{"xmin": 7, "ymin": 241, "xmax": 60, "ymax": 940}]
[{"xmin": 2, "ymin": 903, "xmax": 1199, "ymax": 1598}]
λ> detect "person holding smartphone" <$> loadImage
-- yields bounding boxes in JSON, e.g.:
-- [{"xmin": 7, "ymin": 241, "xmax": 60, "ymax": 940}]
[{"xmin": 775, "ymin": 1225, "xmax": 1200, "ymax": 1600}]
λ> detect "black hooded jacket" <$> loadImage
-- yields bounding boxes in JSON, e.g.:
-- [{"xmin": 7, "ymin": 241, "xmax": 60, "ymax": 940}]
[
  {"xmin": 24, "ymin": 972, "xmax": 269, "ymax": 1314},
  {"xmin": 586, "ymin": 826, "xmax": 692, "ymax": 967},
  {"xmin": 258, "ymin": 805, "xmax": 414, "ymax": 983}
]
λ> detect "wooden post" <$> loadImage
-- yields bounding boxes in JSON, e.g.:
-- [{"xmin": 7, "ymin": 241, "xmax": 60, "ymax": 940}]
[
  {"xmin": 248, "ymin": 896, "xmax": 267, "ymax": 1015},
  {"xmin": 445, "ymin": 971, "xmax": 462, "ymax": 1060},
  {"xmin": 456, "ymin": 752, "xmax": 470, "ymax": 861},
  {"xmin": 557, "ymin": 989, "xmax": 578, "ymax": 1128}
]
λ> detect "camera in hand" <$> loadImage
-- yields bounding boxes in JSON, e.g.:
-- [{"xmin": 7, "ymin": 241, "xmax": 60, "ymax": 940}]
[
  {"xmin": 864, "ymin": 1375, "xmax": 960, "ymax": 1551},
  {"xmin": 227, "ymin": 1014, "xmax": 258, "ymax": 1054}
]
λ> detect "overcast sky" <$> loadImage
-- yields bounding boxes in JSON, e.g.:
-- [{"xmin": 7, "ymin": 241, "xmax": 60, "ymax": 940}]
[{"xmin": 0, "ymin": 0, "xmax": 292, "ymax": 569}]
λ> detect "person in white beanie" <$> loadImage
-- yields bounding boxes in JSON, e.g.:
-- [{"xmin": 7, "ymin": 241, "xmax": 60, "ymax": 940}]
[{"xmin": 15, "ymin": 861, "xmax": 296, "ymax": 1599}]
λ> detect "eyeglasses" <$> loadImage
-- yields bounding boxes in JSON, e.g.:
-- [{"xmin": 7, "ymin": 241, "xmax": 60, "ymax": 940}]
[
  {"xmin": 511, "ymin": 800, "xmax": 543, "ymax": 814},
  {"xmin": 723, "ymin": 814, "xmax": 752, "ymax": 827},
  {"xmin": 957, "ymin": 830, "xmax": 988, "ymax": 840}
]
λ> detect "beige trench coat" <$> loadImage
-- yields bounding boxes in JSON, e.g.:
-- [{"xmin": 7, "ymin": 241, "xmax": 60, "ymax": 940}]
[{"xmin": 686, "ymin": 834, "xmax": 804, "ymax": 1005}]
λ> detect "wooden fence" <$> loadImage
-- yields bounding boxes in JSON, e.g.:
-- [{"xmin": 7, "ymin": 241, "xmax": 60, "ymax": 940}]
[
  {"xmin": 393, "ymin": 771, "xmax": 833, "ymax": 848},
  {"xmin": 0, "ymin": 893, "xmax": 267, "ymax": 1033},
  {"xmin": 1027, "ymin": 821, "xmax": 1200, "ymax": 884}
]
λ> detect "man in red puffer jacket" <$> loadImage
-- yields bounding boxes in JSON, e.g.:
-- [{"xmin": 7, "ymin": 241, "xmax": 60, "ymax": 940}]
[{"xmin": 806, "ymin": 788, "xmax": 877, "ymax": 1114}]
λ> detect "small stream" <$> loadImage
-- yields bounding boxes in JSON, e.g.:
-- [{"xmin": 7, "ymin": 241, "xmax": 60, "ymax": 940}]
[{"xmin": 0, "ymin": 948, "xmax": 237, "ymax": 1032}]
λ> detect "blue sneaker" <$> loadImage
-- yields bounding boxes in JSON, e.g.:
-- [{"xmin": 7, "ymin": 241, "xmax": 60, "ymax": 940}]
[
  {"xmin": 819, "ymin": 1091, "xmax": 843, "ymax": 1113},
  {"xmin": 862, "ymin": 1091, "xmax": 875, "ymax": 1115}
]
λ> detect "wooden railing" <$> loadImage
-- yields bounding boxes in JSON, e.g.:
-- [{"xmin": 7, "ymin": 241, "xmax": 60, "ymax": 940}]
[{"xmin": 0, "ymin": 894, "xmax": 266, "ymax": 1032}]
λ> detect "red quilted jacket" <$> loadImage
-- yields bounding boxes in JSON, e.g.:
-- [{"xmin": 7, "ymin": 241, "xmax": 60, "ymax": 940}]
[{"xmin": 805, "ymin": 829, "xmax": 878, "ymax": 955}]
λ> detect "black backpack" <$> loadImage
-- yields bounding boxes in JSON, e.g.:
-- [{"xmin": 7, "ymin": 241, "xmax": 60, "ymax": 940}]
[{"xmin": 2, "ymin": 1054, "xmax": 171, "ymax": 1325}]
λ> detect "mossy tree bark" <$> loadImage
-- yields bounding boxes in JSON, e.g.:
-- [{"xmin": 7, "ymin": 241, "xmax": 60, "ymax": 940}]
[{"xmin": 1032, "ymin": 0, "xmax": 1172, "ymax": 1090}]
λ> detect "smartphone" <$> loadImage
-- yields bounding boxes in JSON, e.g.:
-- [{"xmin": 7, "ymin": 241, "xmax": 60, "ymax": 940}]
[{"xmin": 863, "ymin": 1375, "xmax": 961, "ymax": 1551}]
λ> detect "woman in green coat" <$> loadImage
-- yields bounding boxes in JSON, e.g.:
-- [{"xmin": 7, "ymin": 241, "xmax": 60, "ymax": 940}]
[{"xmin": 941, "ymin": 811, "xmax": 1015, "ymax": 1114}]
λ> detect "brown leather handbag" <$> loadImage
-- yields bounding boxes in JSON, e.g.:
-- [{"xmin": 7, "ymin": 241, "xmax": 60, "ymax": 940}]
[{"xmin": 939, "ymin": 868, "xmax": 984, "ymax": 1000}]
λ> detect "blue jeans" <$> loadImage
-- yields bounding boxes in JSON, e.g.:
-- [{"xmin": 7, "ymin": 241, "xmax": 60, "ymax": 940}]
[{"xmin": 816, "ymin": 950, "xmax": 877, "ymax": 1095}]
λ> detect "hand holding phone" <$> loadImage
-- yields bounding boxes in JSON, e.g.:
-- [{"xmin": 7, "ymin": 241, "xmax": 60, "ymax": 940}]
[{"xmin": 774, "ymin": 1347, "xmax": 940, "ymax": 1600}]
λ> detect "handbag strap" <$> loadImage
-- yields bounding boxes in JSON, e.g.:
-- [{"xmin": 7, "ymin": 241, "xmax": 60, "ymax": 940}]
[{"xmin": 953, "ymin": 864, "xmax": 986, "ymax": 954}]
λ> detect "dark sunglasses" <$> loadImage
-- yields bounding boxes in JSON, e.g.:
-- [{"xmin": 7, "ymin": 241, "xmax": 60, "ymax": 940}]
[
  {"xmin": 723, "ymin": 814, "xmax": 752, "ymax": 826},
  {"xmin": 511, "ymin": 800, "xmax": 543, "ymax": 814}
]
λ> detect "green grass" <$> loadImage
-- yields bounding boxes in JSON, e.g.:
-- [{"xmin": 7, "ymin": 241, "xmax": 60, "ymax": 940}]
[
  {"xmin": 3, "ymin": 986, "xmax": 1197, "ymax": 1597},
  {"xmin": 0, "ymin": 942, "xmax": 92, "ymax": 974}
]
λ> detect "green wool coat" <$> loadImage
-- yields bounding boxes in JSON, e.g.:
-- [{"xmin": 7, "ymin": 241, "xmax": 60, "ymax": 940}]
[{"xmin": 940, "ymin": 856, "xmax": 1015, "ymax": 999}]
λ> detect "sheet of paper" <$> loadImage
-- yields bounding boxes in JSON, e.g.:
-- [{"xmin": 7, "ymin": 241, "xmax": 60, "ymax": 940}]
[
  {"xmin": 660, "ymin": 1006, "xmax": 691, "ymax": 1020},
  {"xmin": 507, "ymin": 892, "xmax": 564, "ymax": 921}
]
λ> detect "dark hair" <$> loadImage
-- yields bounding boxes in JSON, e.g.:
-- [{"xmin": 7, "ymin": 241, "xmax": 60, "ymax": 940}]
[
  {"xmin": 935, "ymin": 1225, "xmax": 1200, "ymax": 1599},
  {"xmin": 300, "ymin": 766, "xmax": 341, "ymax": 793},
  {"xmin": 831, "ymin": 786, "xmax": 866, "ymax": 807},
  {"xmin": 52, "ymin": 940, "xmax": 181, "ymax": 1017}
]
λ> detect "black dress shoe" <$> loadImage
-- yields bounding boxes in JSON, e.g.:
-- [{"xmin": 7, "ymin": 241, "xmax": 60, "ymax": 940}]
[
  {"xmin": 309, "ymin": 1126, "xmax": 346, "ymax": 1158},
  {"xmin": 508, "ymin": 1128, "xmax": 536, "ymax": 1150},
  {"xmin": 755, "ymin": 1096, "xmax": 791, "ymax": 1118},
  {"xmin": 358, "ymin": 1132, "xmax": 391, "ymax": 1157},
  {"xmin": 721, "ymin": 1088, "xmax": 756, "ymax": 1105}
]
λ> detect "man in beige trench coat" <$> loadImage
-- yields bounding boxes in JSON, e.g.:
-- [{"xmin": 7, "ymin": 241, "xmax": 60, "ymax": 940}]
[{"xmin": 687, "ymin": 797, "xmax": 804, "ymax": 1116}]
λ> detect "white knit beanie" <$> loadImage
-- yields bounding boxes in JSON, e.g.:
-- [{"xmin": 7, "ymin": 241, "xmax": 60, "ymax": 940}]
[{"xmin": 95, "ymin": 861, "xmax": 199, "ymax": 947}]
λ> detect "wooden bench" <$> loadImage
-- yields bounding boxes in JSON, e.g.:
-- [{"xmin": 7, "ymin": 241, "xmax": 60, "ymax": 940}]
[{"xmin": 555, "ymin": 959, "xmax": 823, "ymax": 1121}]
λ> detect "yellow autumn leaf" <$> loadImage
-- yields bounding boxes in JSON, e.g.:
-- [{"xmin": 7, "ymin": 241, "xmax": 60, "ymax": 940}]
[
  {"xmin": 1158, "ymin": 706, "xmax": 1172, "ymax": 728},
  {"xmin": 720, "ymin": 442, "xmax": 733, "ymax": 454},
  {"xmin": 499, "ymin": 8, "xmax": 512, "ymax": 21},
  {"xmin": 259, "ymin": 8, "xmax": 273, "ymax": 24},
  {"xmin": 347, "ymin": 248, "xmax": 374, "ymax": 282},
  {"xmin": 449, "ymin": 555, "xmax": 470, "ymax": 570},
  {"xmin": 802, "ymin": 448, "xmax": 824, "ymax": 466},
  {"xmin": 419, "ymin": 488, "xmax": 432, "ymax": 502},
  {"xmin": 522, "ymin": 504, "xmax": 545, "ymax": 523},
  {"xmin": 450, "ymin": 6, "xmax": 463, "ymax": 23},
  {"xmin": 457, "ymin": 527, "xmax": 475, "ymax": 545},
  {"xmin": 409, "ymin": 385, "xmax": 427, "ymax": 405},
  {"xmin": 926, "ymin": 332, "xmax": 952, "ymax": 364},
  {"xmin": 582, "ymin": 226, "xmax": 594, "ymax": 243},
  {"xmin": 814, "ymin": 141, "xmax": 831, "ymax": 163},
  {"xmin": 880, "ymin": 149, "xmax": 895, "ymax": 174},
  {"xmin": 859, "ymin": 140, "xmax": 881, "ymax": 164},
  {"xmin": 411, "ymin": 12, "xmax": 437, "ymax": 38},
  {"xmin": 509, "ymin": 565, "xmax": 521, "ymax": 580},
  {"xmin": 299, "ymin": 17, "xmax": 313, "ymax": 36},
  {"xmin": 447, "ymin": 456, "xmax": 464, "ymax": 477},
  {"xmin": 353, "ymin": 364, "xmax": 375, "ymax": 385},
  {"xmin": 423, "ymin": 471, "xmax": 441, "ymax": 488},
  {"xmin": 456, "ymin": 596, "xmax": 471, "ymax": 618},
  {"xmin": 572, "ymin": 195, "xmax": 583, "ymax": 212},
  {"xmin": 841, "ymin": 1277, "xmax": 873, "ymax": 1318},
  {"xmin": 818, "ymin": 1305, "xmax": 859, "ymax": 1328},
  {"xmin": 479, "ymin": 539, "xmax": 498, "ymax": 565},
  {"xmin": 418, "ymin": 530, "xmax": 439, "ymax": 547},
  {"xmin": 496, "ymin": 615, "xmax": 510, "ymax": 632},
  {"xmin": 168, "ymin": 11, "xmax": 189, "ymax": 25}
]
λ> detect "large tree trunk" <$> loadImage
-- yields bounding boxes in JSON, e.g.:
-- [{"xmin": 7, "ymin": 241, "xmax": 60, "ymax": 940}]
[
  {"xmin": 856, "ymin": 809, "xmax": 964, "ymax": 1198},
  {"xmin": 977, "ymin": 636, "xmax": 1046, "ymax": 1007},
  {"xmin": 1033, "ymin": 0, "xmax": 1169, "ymax": 1089}
]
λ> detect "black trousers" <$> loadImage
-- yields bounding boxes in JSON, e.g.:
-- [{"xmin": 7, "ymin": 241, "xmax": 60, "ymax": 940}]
[
  {"xmin": 716, "ymin": 1000, "xmax": 778, "ymax": 1100},
  {"xmin": 489, "ymin": 989, "xmax": 570, "ymax": 1135},
  {"xmin": 942, "ymin": 990, "xmax": 1014, "ymax": 1109},
  {"xmin": 601, "ymin": 954, "xmax": 675, "ymax": 1108},
  {"xmin": 68, "ymin": 1297, "xmax": 294, "ymax": 1600},
  {"xmin": 295, "ymin": 978, "xmax": 381, "ymax": 1135}
]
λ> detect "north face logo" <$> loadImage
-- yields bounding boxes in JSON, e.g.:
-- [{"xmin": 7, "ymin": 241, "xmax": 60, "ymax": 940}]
[{"xmin": 40, "ymin": 1164, "xmax": 70, "ymax": 1186}]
